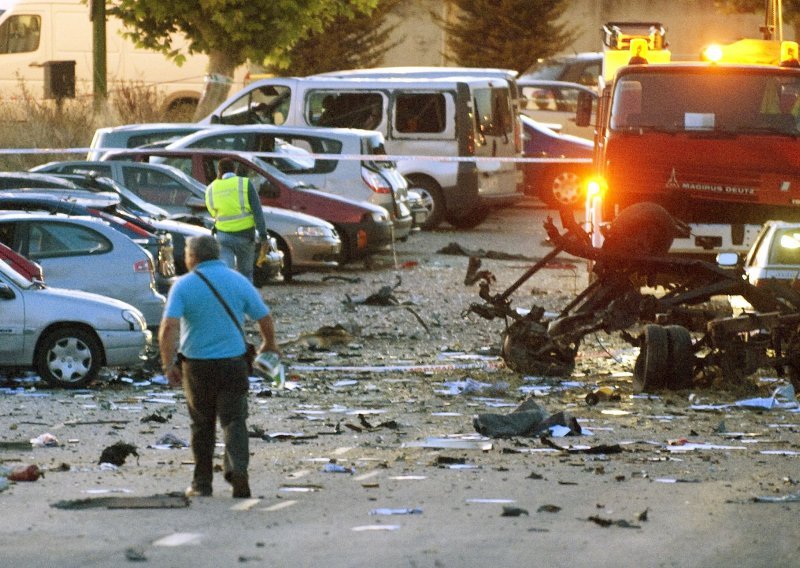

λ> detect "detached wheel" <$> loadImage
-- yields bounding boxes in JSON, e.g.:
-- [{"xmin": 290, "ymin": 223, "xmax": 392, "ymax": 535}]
[
  {"xmin": 408, "ymin": 177, "xmax": 444, "ymax": 230},
  {"xmin": 36, "ymin": 327, "xmax": 102, "ymax": 388},
  {"xmin": 633, "ymin": 324, "xmax": 669, "ymax": 392},
  {"xmin": 665, "ymin": 325, "xmax": 695, "ymax": 389}
]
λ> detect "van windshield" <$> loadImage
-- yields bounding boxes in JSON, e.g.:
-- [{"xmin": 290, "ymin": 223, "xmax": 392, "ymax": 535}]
[{"xmin": 0, "ymin": 14, "xmax": 40, "ymax": 54}]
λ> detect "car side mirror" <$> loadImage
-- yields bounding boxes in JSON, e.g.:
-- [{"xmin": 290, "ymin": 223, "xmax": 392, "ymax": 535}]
[
  {"xmin": 716, "ymin": 252, "xmax": 740, "ymax": 267},
  {"xmin": 0, "ymin": 283, "xmax": 16, "ymax": 300},
  {"xmin": 209, "ymin": 115, "xmax": 220, "ymax": 124},
  {"xmin": 576, "ymin": 91, "xmax": 594, "ymax": 127}
]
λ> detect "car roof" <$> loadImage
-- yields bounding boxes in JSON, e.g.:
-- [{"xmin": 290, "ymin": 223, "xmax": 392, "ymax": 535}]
[
  {"xmin": 0, "ymin": 187, "xmax": 121, "ymax": 208},
  {"xmin": 166, "ymin": 124, "xmax": 381, "ymax": 147}
]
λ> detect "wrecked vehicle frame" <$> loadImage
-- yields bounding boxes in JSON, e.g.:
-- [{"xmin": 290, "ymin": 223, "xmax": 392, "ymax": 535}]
[{"xmin": 467, "ymin": 204, "xmax": 800, "ymax": 391}]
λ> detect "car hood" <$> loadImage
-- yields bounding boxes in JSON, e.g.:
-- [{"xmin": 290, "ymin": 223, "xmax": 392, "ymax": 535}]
[
  {"xmin": 147, "ymin": 218, "xmax": 211, "ymax": 236},
  {"xmin": 24, "ymin": 285, "xmax": 145, "ymax": 326},
  {"xmin": 261, "ymin": 205, "xmax": 336, "ymax": 229}
]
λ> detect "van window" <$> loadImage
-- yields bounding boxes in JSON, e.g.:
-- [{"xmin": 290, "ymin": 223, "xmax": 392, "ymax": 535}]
[
  {"xmin": 395, "ymin": 93, "xmax": 446, "ymax": 133},
  {"xmin": 0, "ymin": 15, "xmax": 41, "ymax": 54},
  {"xmin": 220, "ymin": 85, "xmax": 291, "ymax": 125},
  {"xmin": 309, "ymin": 92, "xmax": 383, "ymax": 129},
  {"xmin": 472, "ymin": 87, "xmax": 513, "ymax": 144}
]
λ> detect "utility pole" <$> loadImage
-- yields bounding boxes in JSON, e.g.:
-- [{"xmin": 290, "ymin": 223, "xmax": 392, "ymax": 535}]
[{"xmin": 90, "ymin": 0, "xmax": 107, "ymax": 109}]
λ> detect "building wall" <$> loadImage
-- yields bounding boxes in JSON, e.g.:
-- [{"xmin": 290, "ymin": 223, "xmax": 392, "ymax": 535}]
[{"xmin": 381, "ymin": 0, "xmax": 788, "ymax": 67}]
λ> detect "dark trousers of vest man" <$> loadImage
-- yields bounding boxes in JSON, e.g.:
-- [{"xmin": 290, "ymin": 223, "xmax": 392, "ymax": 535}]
[{"xmin": 181, "ymin": 356, "xmax": 250, "ymax": 493}]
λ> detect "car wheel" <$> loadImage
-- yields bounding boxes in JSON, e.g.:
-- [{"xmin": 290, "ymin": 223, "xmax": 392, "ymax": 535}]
[
  {"xmin": 335, "ymin": 226, "xmax": 352, "ymax": 265},
  {"xmin": 408, "ymin": 177, "xmax": 444, "ymax": 230},
  {"xmin": 35, "ymin": 327, "xmax": 102, "ymax": 388},
  {"xmin": 445, "ymin": 206, "xmax": 489, "ymax": 229},
  {"xmin": 541, "ymin": 168, "xmax": 583, "ymax": 208},
  {"xmin": 276, "ymin": 237, "xmax": 293, "ymax": 282},
  {"xmin": 665, "ymin": 325, "xmax": 695, "ymax": 389},
  {"xmin": 633, "ymin": 324, "xmax": 669, "ymax": 393}
]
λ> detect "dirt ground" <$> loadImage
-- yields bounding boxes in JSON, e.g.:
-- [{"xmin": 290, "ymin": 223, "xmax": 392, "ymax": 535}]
[{"xmin": 1, "ymin": 202, "xmax": 799, "ymax": 567}]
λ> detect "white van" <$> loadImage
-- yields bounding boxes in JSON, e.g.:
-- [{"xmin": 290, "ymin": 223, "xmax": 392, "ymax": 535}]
[
  {"xmin": 0, "ymin": 0, "xmax": 242, "ymax": 114},
  {"xmin": 200, "ymin": 76, "xmax": 524, "ymax": 229}
]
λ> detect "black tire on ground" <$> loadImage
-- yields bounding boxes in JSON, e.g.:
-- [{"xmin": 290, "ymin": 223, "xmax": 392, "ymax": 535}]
[
  {"xmin": 35, "ymin": 327, "xmax": 103, "ymax": 388},
  {"xmin": 445, "ymin": 206, "xmax": 489, "ymax": 229},
  {"xmin": 665, "ymin": 325, "xmax": 695, "ymax": 389},
  {"xmin": 633, "ymin": 324, "xmax": 670, "ymax": 393},
  {"xmin": 539, "ymin": 167, "xmax": 584, "ymax": 208},
  {"xmin": 602, "ymin": 202, "xmax": 678, "ymax": 257},
  {"xmin": 408, "ymin": 177, "xmax": 445, "ymax": 230}
]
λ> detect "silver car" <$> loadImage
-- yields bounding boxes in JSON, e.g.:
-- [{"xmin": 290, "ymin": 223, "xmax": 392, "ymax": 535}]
[
  {"xmin": 0, "ymin": 259, "xmax": 151, "ymax": 388},
  {"xmin": 0, "ymin": 212, "xmax": 166, "ymax": 327}
]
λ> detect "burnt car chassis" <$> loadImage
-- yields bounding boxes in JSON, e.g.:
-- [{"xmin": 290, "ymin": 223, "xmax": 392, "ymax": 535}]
[{"xmin": 467, "ymin": 203, "xmax": 800, "ymax": 391}]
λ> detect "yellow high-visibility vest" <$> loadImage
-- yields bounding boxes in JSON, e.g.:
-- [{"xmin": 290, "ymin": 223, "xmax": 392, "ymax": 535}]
[{"xmin": 206, "ymin": 176, "xmax": 255, "ymax": 232}]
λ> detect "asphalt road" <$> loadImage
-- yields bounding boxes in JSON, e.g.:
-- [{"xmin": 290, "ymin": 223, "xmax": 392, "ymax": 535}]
[{"xmin": 1, "ymin": 201, "xmax": 799, "ymax": 568}]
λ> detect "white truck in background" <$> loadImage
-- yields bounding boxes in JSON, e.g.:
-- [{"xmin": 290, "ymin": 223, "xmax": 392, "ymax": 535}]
[{"xmin": 0, "ymin": 0, "xmax": 246, "ymax": 116}]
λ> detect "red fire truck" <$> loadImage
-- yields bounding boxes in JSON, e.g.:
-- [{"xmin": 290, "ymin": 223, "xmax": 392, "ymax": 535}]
[{"xmin": 577, "ymin": 8, "xmax": 800, "ymax": 256}]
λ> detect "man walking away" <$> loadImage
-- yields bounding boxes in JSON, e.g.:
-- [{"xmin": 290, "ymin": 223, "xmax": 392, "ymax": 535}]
[
  {"xmin": 205, "ymin": 158, "xmax": 268, "ymax": 283},
  {"xmin": 159, "ymin": 235, "xmax": 279, "ymax": 498}
]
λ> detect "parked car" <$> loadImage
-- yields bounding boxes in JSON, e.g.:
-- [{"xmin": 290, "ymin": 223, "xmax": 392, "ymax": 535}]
[
  {"xmin": 162, "ymin": 124, "xmax": 418, "ymax": 237},
  {"xmin": 102, "ymin": 149, "xmax": 393, "ymax": 265},
  {"xmin": 743, "ymin": 220, "xmax": 800, "ymax": 290},
  {"xmin": 0, "ymin": 171, "xmax": 87, "ymax": 190},
  {"xmin": 520, "ymin": 52, "xmax": 602, "ymax": 88},
  {"xmin": 0, "ymin": 212, "xmax": 166, "ymax": 327},
  {"xmin": 520, "ymin": 115, "xmax": 593, "ymax": 208},
  {"xmin": 0, "ymin": 254, "xmax": 150, "ymax": 388},
  {"xmin": 0, "ymin": 187, "xmax": 177, "ymax": 292},
  {"xmin": 33, "ymin": 159, "xmax": 335, "ymax": 282},
  {"xmin": 86, "ymin": 123, "xmax": 215, "ymax": 160}
]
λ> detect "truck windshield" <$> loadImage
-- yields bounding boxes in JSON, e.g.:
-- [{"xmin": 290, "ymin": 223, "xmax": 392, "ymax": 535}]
[{"xmin": 610, "ymin": 70, "xmax": 800, "ymax": 135}]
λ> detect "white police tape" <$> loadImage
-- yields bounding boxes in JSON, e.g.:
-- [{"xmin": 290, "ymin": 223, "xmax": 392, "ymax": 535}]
[{"xmin": 0, "ymin": 147, "xmax": 592, "ymax": 165}]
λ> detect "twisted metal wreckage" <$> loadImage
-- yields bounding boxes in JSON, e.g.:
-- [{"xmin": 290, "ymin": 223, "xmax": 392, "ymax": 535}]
[{"xmin": 467, "ymin": 203, "xmax": 800, "ymax": 392}]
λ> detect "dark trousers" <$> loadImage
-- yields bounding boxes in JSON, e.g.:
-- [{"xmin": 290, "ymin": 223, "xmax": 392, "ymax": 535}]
[{"xmin": 182, "ymin": 357, "xmax": 250, "ymax": 492}]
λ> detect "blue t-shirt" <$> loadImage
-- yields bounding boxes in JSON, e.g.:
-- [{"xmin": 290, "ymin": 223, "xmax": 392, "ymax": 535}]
[{"xmin": 164, "ymin": 259, "xmax": 270, "ymax": 359}]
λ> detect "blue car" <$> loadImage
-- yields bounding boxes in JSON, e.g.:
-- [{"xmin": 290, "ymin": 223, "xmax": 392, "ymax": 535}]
[{"xmin": 520, "ymin": 115, "xmax": 593, "ymax": 208}]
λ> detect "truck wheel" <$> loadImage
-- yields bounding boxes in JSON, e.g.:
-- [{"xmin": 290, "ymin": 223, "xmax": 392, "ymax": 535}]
[
  {"xmin": 446, "ymin": 207, "xmax": 489, "ymax": 229},
  {"xmin": 408, "ymin": 177, "xmax": 444, "ymax": 230},
  {"xmin": 540, "ymin": 168, "xmax": 583, "ymax": 208},
  {"xmin": 633, "ymin": 324, "xmax": 669, "ymax": 392},
  {"xmin": 35, "ymin": 327, "xmax": 102, "ymax": 388},
  {"xmin": 602, "ymin": 202, "xmax": 677, "ymax": 257},
  {"xmin": 665, "ymin": 325, "xmax": 695, "ymax": 389}
]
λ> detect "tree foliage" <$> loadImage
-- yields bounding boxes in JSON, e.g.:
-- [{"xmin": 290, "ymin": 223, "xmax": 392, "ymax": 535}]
[
  {"xmin": 434, "ymin": 0, "xmax": 577, "ymax": 74},
  {"xmin": 263, "ymin": 0, "xmax": 404, "ymax": 77},
  {"xmin": 107, "ymin": 0, "xmax": 378, "ymax": 117},
  {"xmin": 714, "ymin": 0, "xmax": 800, "ymax": 37}
]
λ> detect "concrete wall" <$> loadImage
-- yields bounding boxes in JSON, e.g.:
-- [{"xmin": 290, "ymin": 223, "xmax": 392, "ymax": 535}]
[{"xmin": 381, "ymin": 0, "xmax": 788, "ymax": 67}]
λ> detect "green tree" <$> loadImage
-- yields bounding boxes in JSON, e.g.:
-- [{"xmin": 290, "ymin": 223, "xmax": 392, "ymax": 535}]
[
  {"xmin": 434, "ymin": 0, "xmax": 577, "ymax": 74},
  {"xmin": 263, "ymin": 0, "xmax": 404, "ymax": 77},
  {"xmin": 107, "ymin": 0, "xmax": 378, "ymax": 119}
]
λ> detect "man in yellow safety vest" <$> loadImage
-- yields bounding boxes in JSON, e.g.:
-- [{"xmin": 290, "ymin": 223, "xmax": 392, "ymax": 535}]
[{"xmin": 205, "ymin": 158, "xmax": 268, "ymax": 283}]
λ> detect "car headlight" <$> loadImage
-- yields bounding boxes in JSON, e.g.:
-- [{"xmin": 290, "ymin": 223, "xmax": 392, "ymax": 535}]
[
  {"xmin": 297, "ymin": 225, "xmax": 334, "ymax": 238},
  {"xmin": 122, "ymin": 309, "xmax": 147, "ymax": 331}
]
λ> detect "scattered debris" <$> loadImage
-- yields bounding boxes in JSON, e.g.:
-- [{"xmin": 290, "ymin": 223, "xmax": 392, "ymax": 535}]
[
  {"xmin": 587, "ymin": 515, "xmax": 641, "ymax": 529},
  {"xmin": 52, "ymin": 493, "xmax": 190, "ymax": 510},
  {"xmin": 98, "ymin": 441, "xmax": 139, "ymax": 466},
  {"xmin": 473, "ymin": 398, "xmax": 582, "ymax": 438},
  {"xmin": 501, "ymin": 506, "xmax": 530, "ymax": 517},
  {"xmin": 322, "ymin": 463, "xmax": 355, "ymax": 474},
  {"xmin": 537, "ymin": 504, "xmax": 561, "ymax": 513},
  {"xmin": 30, "ymin": 433, "xmax": 59, "ymax": 447},
  {"xmin": 540, "ymin": 437, "xmax": 623, "ymax": 454},
  {"xmin": 5, "ymin": 464, "xmax": 44, "ymax": 481},
  {"xmin": 369, "ymin": 508, "xmax": 423, "ymax": 515}
]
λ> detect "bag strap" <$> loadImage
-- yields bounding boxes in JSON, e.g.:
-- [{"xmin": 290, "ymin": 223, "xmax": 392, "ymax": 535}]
[{"xmin": 194, "ymin": 269, "xmax": 247, "ymax": 346}]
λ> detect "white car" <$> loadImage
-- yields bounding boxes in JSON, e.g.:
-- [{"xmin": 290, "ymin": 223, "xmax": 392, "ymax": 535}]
[
  {"xmin": 0, "ymin": 259, "xmax": 151, "ymax": 388},
  {"xmin": 0, "ymin": 212, "xmax": 166, "ymax": 327}
]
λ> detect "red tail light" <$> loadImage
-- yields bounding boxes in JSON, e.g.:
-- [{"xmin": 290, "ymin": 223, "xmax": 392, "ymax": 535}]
[{"xmin": 133, "ymin": 259, "xmax": 152, "ymax": 273}]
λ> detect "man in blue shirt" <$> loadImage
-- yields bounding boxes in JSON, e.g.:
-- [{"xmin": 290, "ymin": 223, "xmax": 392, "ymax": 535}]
[{"xmin": 159, "ymin": 235, "xmax": 279, "ymax": 498}]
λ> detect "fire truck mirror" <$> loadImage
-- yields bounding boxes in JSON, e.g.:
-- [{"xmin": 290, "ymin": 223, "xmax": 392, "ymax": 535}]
[{"xmin": 576, "ymin": 91, "xmax": 594, "ymax": 127}]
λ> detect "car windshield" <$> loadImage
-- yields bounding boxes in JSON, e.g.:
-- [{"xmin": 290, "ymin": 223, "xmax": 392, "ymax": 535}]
[
  {"xmin": 0, "ymin": 259, "xmax": 34, "ymax": 288},
  {"xmin": 610, "ymin": 70, "xmax": 800, "ymax": 135},
  {"xmin": 770, "ymin": 228, "xmax": 800, "ymax": 265}
]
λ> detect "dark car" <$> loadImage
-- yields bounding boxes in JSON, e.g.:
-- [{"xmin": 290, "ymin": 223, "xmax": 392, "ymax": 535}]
[
  {"xmin": 520, "ymin": 115, "xmax": 593, "ymax": 208},
  {"xmin": 520, "ymin": 52, "xmax": 602, "ymax": 88},
  {"xmin": 102, "ymin": 149, "xmax": 395, "ymax": 264}
]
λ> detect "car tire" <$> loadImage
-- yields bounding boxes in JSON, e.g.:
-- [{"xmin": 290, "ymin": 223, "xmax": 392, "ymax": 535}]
[
  {"xmin": 445, "ymin": 206, "xmax": 489, "ymax": 229},
  {"xmin": 602, "ymin": 202, "xmax": 677, "ymax": 257},
  {"xmin": 540, "ymin": 167, "xmax": 583, "ymax": 208},
  {"xmin": 407, "ymin": 177, "xmax": 444, "ymax": 230},
  {"xmin": 275, "ymin": 237, "xmax": 293, "ymax": 282},
  {"xmin": 633, "ymin": 324, "xmax": 669, "ymax": 393},
  {"xmin": 35, "ymin": 327, "xmax": 102, "ymax": 388},
  {"xmin": 665, "ymin": 325, "xmax": 695, "ymax": 389}
]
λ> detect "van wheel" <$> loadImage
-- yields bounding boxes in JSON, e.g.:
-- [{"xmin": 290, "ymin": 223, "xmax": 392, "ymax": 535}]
[
  {"xmin": 408, "ymin": 177, "xmax": 444, "ymax": 230},
  {"xmin": 446, "ymin": 207, "xmax": 489, "ymax": 229},
  {"xmin": 36, "ymin": 327, "xmax": 102, "ymax": 388}
]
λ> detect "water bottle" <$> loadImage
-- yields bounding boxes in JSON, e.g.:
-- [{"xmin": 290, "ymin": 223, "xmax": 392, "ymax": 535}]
[{"xmin": 254, "ymin": 351, "xmax": 284, "ymax": 389}]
